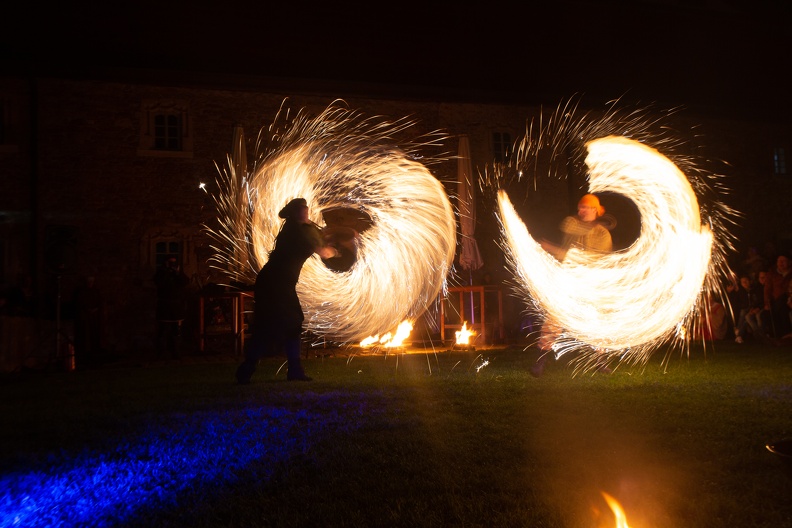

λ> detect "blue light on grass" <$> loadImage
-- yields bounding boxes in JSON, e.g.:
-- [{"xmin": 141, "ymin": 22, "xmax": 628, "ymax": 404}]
[{"xmin": 0, "ymin": 395, "xmax": 371, "ymax": 527}]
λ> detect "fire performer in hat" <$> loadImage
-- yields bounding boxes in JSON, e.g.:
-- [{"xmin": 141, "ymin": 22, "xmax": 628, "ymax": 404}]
[
  {"xmin": 236, "ymin": 198, "xmax": 339, "ymax": 384},
  {"xmin": 540, "ymin": 193, "xmax": 614, "ymax": 261},
  {"xmin": 531, "ymin": 193, "xmax": 616, "ymax": 377}
]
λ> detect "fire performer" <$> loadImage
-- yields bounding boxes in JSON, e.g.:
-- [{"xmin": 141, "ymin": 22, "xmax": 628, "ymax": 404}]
[
  {"xmin": 530, "ymin": 193, "xmax": 616, "ymax": 377},
  {"xmin": 236, "ymin": 198, "xmax": 339, "ymax": 384}
]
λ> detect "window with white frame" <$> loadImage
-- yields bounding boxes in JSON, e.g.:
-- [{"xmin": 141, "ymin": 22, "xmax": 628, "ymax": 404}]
[
  {"xmin": 138, "ymin": 100, "xmax": 193, "ymax": 158},
  {"xmin": 773, "ymin": 147, "xmax": 787, "ymax": 176},
  {"xmin": 492, "ymin": 131, "xmax": 512, "ymax": 163},
  {"xmin": 155, "ymin": 240, "xmax": 183, "ymax": 269},
  {"xmin": 154, "ymin": 114, "xmax": 182, "ymax": 151}
]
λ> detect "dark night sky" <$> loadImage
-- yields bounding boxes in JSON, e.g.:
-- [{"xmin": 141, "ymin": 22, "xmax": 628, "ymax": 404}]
[{"xmin": 4, "ymin": 1, "xmax": 791, "ymax": 121}]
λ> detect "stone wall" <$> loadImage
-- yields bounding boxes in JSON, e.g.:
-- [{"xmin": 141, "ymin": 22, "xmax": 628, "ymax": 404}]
[{"xmin": 1, "ymin": 72, "xmax": 790, "ymax": 358}]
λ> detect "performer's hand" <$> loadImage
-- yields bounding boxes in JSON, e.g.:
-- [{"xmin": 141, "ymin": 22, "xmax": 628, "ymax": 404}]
[
  {"xmin": 317, "ymin": 245, "xmax": 340, "ymax": 259},
  {"xmin": 539, "ymin": 239, "xmax": 564, "ymax": 262}
]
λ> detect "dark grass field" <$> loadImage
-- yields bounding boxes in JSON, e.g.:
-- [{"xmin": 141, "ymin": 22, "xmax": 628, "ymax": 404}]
[{"xmin": 2, "ymin": 340, "xmax": 792, "ymax": 527}]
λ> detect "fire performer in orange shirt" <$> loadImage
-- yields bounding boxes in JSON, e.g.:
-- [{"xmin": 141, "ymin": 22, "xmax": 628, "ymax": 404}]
[{"xmin": 531, "ymin": 193, "xmax": 616, "ymax": 377}]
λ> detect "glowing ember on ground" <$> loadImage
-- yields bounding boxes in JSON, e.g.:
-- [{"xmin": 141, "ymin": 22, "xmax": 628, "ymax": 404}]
[
  {"xmin": 475, "ymin": 358, "xmax": 489, "ymax": 372},
  {"xmin": 207, "ymin": 101, "xmax": 456, "ymax": 343},
  {"xmin": 455, "ymin": 321, "xmax": 475, "ymax": 345},
  {"xmin": 360, "ymin": 320, "xmax": 414, "ymax": 349},
  {"xmin": 486, "ymin": 99, "xmax": 736, "ymax": 371},
  {"xmin": 601, "ymin": 492, "xmax": 631, "ymax": 528}
]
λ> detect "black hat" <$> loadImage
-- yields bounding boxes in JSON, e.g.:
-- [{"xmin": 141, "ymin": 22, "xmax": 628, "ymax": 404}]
[{"xmin": 278, "ymin": 198, "xmax": 308, "ymax": 219}]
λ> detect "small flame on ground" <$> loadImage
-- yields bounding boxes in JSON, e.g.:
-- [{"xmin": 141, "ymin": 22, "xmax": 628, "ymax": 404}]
[
  {"xmin": 455, "ymin": 321, "xmax": 475, "ymax": 345},
  {"xmin": 360, "ymin": 320, "xmax": 413, "ymax": 348},
  {"xmin": 601, "ymin": 492, "xmax": 631, "ymax": 528},
  {"xmin": 359, "ymin": 335, "xmax": 379, "ymax": 347}
]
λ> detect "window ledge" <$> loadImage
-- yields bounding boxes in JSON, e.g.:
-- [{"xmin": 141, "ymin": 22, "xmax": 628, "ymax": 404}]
[{"xmin": 137, "ymin": 149, "xmax": 193, "ymax": 159}]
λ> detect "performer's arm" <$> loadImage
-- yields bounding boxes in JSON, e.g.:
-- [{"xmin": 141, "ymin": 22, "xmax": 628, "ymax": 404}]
[{"xmin": 305, "ymin": 223, "xmax": 340, "ymax": 259}]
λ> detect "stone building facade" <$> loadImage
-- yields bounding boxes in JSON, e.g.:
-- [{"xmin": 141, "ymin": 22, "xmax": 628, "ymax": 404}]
[{"xmin": 1, "ymin": 70, "xmax": 790, "ymax": 363}]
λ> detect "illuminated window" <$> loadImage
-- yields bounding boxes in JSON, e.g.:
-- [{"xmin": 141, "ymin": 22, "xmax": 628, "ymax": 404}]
[
  {"xmin": 492, "ymin": 131, "xmax": 512, "ymax": 163},
  {"xmin": 773, "ymin": 147, "xmax": 787, "ymax": 176},
  {"xmin": 138, "ymin": 100, "xmax": 193, "ymax": 158},
  {"xmin": 155, "ymin": 240, "xmax": 182, "ymax": 269},
  {"xmin": 143, "ymin": 228, "xmax": 194, "ymax": 272}
]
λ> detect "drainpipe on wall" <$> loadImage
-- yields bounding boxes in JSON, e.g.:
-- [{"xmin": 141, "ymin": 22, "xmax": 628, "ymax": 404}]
[{"xmin": 28, "ymin": 75, "xmax": 40, "ymax": 318}]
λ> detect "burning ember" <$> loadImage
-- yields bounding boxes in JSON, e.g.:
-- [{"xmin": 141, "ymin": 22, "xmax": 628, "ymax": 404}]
[
  {"xmin": 359, "ymin": 320, "xmax": 413, "ymax": 349},
  {"xmin": 451, "ymin": 321, "xmax": 477, "ymax": 351},
  {"xmin": 455, "ymin": 321, "xmax": 475, "ymax": 345},
  {"xmin": 600, "ymin": 492, "xmax": 631, "ymax": 528}
]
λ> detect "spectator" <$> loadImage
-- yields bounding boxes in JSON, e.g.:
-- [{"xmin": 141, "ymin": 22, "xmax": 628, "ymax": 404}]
[
  {"xmin": 699, "ymin": 293, "xmax": 728, "ymax": 341},
  {"xmin": 73, "ymin": 275, "xmax": 105, "ymax": 366},
  {"xmin": 732, "ymin": 274, "xmax": 763, "ymax": 343},
  {"xmin": 754, "ymin": 255, "xmax": 792, "ymax": 342},
  {"xmin": 741, "ymin": 246, "xmax": 767, "ymax": 281},
  {"xmin": 2, "ymin": 273, "xmax": 35, "ymax": 317},
  {"xmin": 153, "ymin": 256, "xmax": 189, "ymax": 359},
  {"xmin": 745, "ymin": 270, "xmax": 768, "ymax": 341}
]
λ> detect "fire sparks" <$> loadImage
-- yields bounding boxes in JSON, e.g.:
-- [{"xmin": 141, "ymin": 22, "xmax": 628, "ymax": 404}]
[
  {"xmin": 455, "ymin": 321, "xmax": 475, "ymax": 345},
  {"xmin": 486, "ymin": 98, "xmax": 736, "ymax": 370},
  {"xmin": 207, "ymin": 101, "xmax": 456, "ymax": 343}
]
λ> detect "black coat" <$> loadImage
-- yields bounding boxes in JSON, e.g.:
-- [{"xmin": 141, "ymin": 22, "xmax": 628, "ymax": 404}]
[
  {"xmin": 253, "ymin": 220, "xmax": 321, "ymax": 339},
  {"xmin": 154, "ymin": 265, "xmax": 189, "ymax": 320}
]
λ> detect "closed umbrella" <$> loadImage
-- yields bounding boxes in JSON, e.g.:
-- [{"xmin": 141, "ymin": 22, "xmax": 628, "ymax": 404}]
[
  {"xmin": 231, "ymin": 124, "xmax": 248, "ymax": 282},
  {"xmin": 457, "ymin": 135, "xmax": 483, "ymax": 324},
  {"xmin": 457, "ymin": 134, "xmax": 484, "ymax": 272}
]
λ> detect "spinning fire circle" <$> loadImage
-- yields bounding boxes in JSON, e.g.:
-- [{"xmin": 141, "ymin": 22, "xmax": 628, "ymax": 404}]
[
  {"xmin": 485, "ymin": 98, "xmax": 736, "ymax": 370},
  {"xmin": 208, "ymin": 101, "xmax": 457, "ymax": 343}
]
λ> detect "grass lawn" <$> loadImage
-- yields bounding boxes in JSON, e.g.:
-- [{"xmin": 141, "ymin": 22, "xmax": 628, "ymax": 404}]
[{"xmin": 1, "ymin": 340, "xmax": 791, "ymax": 527}]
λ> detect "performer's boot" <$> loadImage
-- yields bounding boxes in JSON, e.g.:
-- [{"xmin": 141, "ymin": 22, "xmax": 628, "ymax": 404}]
[
  {"xmin": 235, "ymin": 359, "xmax": 256, "ymax": 385},
  {"xmin": 594, "ymin": 352, "xmax": 612, "ymax": 374},
  {"xmin": 529, "ymin": 355, "xmax": 547, "ymax": 378},
  {"xmin": 285, "ymin": 337, "xmax": 312, "ymax": 381},
  {"xmin": 533, "ymin": 325, "xmax": 556, "ymax": 378},
  {"xmin": 235, "ymin": 341, "xmax": 259, "ymax": 385}
]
